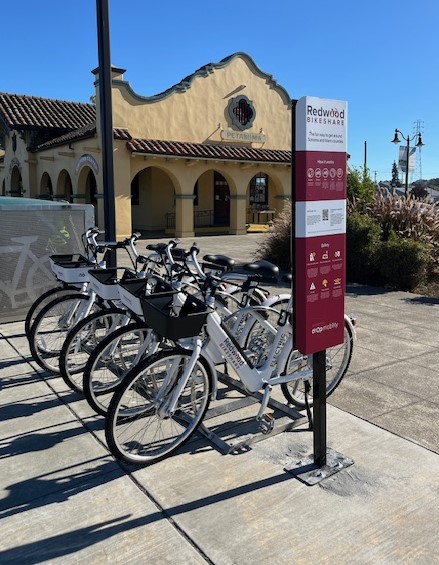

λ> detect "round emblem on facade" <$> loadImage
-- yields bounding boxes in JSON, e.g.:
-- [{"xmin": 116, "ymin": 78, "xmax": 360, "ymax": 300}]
[{"xmin": 227, "ymin": 95, "xmax": 256, "ymax": 131}]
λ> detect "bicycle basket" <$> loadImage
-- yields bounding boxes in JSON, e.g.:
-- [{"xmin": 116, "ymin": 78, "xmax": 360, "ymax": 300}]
[
  {"xmin": 118, "ymin": 277, "xmax": 172, "ymax": 316},
  {"xmin": 140, "ymin": 291, "xmax": 210, "ymax": 340},
  {"xmin": 49, "ymin": 254, "xmax": 96, "ymax": 283},
  {"xmin": 88, "ymin": 268, "xmax": 136, "ymax": 300}
]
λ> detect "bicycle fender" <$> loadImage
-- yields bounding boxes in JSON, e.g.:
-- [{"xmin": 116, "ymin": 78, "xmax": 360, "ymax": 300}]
[
  {"xmin": 344, "ymin": 313, "xmax": 357, "ymax": 340},
  {"xmin": 261, "ymin": 293, "xmax": 291, "ymax": 307}
]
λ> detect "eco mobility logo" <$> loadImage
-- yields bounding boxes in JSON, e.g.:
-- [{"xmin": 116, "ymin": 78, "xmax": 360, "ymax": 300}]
[
  {"xmin": 307, "ymin": 105, "xmax": 345, "ymax": 126},
  {"xmin": 311, "ymin": 321, "xmax": 339, "ymax": 334}
]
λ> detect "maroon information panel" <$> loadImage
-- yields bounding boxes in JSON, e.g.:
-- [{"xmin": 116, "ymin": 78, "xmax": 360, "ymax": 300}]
[{"xmin": 294, "ymin": 97, "xmax": 347, "ymax": 354}]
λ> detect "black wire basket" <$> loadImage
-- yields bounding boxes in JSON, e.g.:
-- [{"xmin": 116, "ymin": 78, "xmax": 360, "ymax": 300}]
[
  {"xmin": 49, "ymin": 253, "xmax": 90, "ymax": 266},
  {"xmin": 49, "ymin": 254, "xmax": 97, "ymax": 283},
  {"xmin": 88, "ymin": 268, "xmax": 137, "ymax": 300},
  {"xmin": 118, "ymin": 277, "xmax": 172, "ymax": 316},
  {"xmin": 140, "ymin": 291, "xmax": 210, "ymax": 340}
]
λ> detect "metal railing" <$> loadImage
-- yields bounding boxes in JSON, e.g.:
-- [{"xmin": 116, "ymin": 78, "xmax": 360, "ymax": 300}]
[{"xmin": 166, "ymin": 209, "xmax": 215, "ymax": 229}]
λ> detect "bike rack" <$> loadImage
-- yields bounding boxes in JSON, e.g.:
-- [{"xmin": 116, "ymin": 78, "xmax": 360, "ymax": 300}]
[{"xmin": 197, "ymin": 370, "xmax": 309, "ymax": 455}]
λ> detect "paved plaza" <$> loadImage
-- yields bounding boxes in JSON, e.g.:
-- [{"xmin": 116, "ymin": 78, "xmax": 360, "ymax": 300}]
[{"xmin": 0, "ymin": 234, "xmax": 438, "ymax": 563}]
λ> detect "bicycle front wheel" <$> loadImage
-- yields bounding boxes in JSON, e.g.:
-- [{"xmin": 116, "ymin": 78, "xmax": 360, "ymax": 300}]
[
  {"xmin": 25, "ymin": 285, "xmax": 80, "ymax": 340},
  {"xmin": 281, "ymin": 319, "xmax": 354, "ymax": 408},
  {"xmin": 59, "ymin": 307, "xmax": 128, "ymax": 393},
  {"xmin": 106, "ymin": 350, "xmax": 213, "ymax": 465},
  {"xmin": 29, "ymin": 293, "xmax": 92, "ymax": 373},
  {"xmin": 83, "ymin": 322, "xmax": 153, "ymax": 415}
]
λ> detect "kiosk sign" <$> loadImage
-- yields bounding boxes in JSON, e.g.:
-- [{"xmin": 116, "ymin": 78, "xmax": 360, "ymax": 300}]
[{"xmin": 294, "ymin": 96, "xmax": 347, "ymax": 354}]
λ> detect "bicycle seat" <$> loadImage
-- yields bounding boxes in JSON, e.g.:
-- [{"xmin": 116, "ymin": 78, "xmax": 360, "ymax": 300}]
[
  {"xmin": 146, "ymin": 243, "xmax": 168, "ymax": 253},
  {"xmin": 243, "ymin": 259, "xmax": 280, "ymax": 281},
  {"xmin": 203, "ymin": 254, "xmax": 235, "ymax": 269}
]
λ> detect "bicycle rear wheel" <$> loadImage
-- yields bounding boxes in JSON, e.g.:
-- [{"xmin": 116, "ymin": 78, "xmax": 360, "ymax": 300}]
[
  {"xmin": 59, "ymin": 307, "xmax": 128, "ymax": 393},
  {"xmin": 29, "ymin": 293, "xmax": 93, "ymax": 373},
  {"xmin": 83, "ymin": 322, "xmax": 153, "ymax": 414},
  {"xmin": 106, "ymin": 350, "xmax": 212, "ymax": 465},
  {"xmin": 281, "ymin": 319, "xmax": 354, "ymax": 408}
]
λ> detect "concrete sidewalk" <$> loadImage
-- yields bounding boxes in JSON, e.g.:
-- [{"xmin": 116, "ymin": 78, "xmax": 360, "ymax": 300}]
[{"xmin": 0, "ymin": 234, "xmax": 438, "ymax": 563}]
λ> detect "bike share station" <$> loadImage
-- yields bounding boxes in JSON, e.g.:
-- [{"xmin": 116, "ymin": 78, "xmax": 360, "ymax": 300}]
[
  {"xmin": 285, "ymin": 96, "xmax": 353, "ymax": 484},
  {"xmin": 193, "ymin": 97, "xmax": 353, "ymax": 485}
]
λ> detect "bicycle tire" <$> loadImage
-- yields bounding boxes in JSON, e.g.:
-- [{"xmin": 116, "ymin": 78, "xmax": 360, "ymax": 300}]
[
  {"xmin": 83, "ymin": 322, "xmax": 152, "ymax": 415},
  {"xmin": 59, "ymin": 307, "xmax": 128, "ymax": 393},
  {"xmin": 25, "ymin": 285, "xmax": 80, "ymax": 339},
  {"xmin": 281, "ymin": 319, "xmax": 354, "ymax": 408},
  {"xmin": 29, "ymin": 293, "xmax": 94, "ymax": 374},
  {"xmin": 106, "ymin": 349, "xmax": 212, "ymax": 465}
]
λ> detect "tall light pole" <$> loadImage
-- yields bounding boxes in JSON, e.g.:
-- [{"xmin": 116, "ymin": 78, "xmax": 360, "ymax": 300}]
[
  {"xmin": 391, "ymin": 129, "xmax": 424, "ymax": 196},
  {"xmin": 96, "ymin": 0, "xmax": 116, "ymax": 266}
]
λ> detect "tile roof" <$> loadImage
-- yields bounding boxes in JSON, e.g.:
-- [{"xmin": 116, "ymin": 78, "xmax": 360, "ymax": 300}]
[
  {"xmin": 0, "ymin": 92, "xmax": 95, "ymax": 131},
  {"xmin": 32, "ymin": 123, "xmax": 97, "ymax": 151},
  {"xmin": 127, "ymin": 138, "xmax": 291, "ymax": 164},
  {"xmin": 31, "ymin": 125, "xmax": 131, "ymax": 151}
]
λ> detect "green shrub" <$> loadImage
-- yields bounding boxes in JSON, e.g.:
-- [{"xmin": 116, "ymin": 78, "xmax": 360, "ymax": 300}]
[
  {"xmin": 346, "ymin": 212, "xmax": 382, "ymax": 284},
  {"xmin": 257, "ymin": 199, "xmax": 434, "ymax": 292},
  {"xmin": 349, "ymin": 191, "xmax": 439, "ymax": 277},
  {"xmin": 377, "ymin": 238, "xmax": 430, "ymax": 291},
  {"xmin": 347, "ymin": 167, "xmax": 375, "ymax": 203}
]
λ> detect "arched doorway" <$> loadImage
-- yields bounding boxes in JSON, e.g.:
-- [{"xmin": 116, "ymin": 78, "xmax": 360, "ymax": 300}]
[
  {"xmin": 85, "ymin": 170, "xmax": 97, "ymax": 206},
  {"xmin": 56, "ymin": 170, "xmax": 73, "ymax": 202},
  {"xmin": 40, "ymin": 172, "xmax": 53, "ymax": 199},
  {"xmin": 194, "ymin": 170, "xmax": 230, "ymax": 230},
  {"xmin": 213, "ymin": 171, "xmax": 230, "ymax": 226},
  {"xmin": 10, "ymin": 165, "xmax": 23, "ymax": 197},
  {"xmin": 77, "ymin": 166, "xmax": 98, "ymax": 225},
  {"xmin": 131, "ymin": 167, "xmax": 175, "ymax": 233}
]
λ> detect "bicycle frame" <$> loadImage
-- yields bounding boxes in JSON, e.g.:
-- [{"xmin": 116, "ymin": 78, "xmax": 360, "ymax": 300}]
[{"xmin": 160, "ymin": 297, "xmax": 313, "ymax": 419}]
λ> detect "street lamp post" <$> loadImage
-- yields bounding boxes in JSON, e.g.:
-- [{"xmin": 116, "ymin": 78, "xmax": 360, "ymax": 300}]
[{"xmin": 391, "ymin": 129, "xmax": 424, "ymax": 196}]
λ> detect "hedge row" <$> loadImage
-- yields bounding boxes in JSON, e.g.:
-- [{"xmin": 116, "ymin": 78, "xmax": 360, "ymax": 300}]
[{"xmin": 347, "ymin": 212, "xmax": 430, "ymax": 291}]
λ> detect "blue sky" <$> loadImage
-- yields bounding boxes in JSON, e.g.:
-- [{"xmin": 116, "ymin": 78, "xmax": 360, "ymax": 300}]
[{"xmin": 3, "ymin": 0, "xmax": 439, "ymax": 181}]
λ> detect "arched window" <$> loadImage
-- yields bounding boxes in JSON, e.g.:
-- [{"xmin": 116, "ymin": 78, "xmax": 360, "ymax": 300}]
[{"xmin": 249, "ymin": 173, "xmax": 268, "ymax": 208}]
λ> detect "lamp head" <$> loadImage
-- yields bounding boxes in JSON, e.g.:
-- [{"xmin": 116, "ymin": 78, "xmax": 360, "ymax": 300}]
[
  {"xmin": 416, "ymin": 134, "xmax": 424, "ymax": 148},
  {"xmin": 391, "ymin": 129, "xmax": 401, "ymax": 144}
]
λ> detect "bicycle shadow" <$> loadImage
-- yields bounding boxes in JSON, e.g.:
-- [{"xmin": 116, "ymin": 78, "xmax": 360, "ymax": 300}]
[
  {"xmin": 0, "ymin": 456, "xmax": 123, "ymax": 519},
  {"xmin": 402, "ymin": 295, "xmax": 439, "ymax": 306},
  {"xmin": 0, "ymin": 464, "xmax": 293, "ymax": 564},
  {"xmin": 0, "ymin": 415, "xmax": 104, "ymax": 461},
  {"xmin": 0, "ymin": 389, "xmax": 82, "ymax": 423}
]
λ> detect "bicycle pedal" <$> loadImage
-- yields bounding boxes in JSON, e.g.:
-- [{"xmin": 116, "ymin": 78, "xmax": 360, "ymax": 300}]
[{"xmin": 258, "ymin": 413, "xmax": 275, "ymax": 434}]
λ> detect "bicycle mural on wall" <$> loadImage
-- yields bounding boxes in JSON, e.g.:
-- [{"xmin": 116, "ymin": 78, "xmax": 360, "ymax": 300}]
[
  {"xmin": 0, "ymin": 235, "xmax": 55, "ymax": 310},
  {"xmin": 0, "ymin": 209, "xmax": 87, "ymax": 322}
]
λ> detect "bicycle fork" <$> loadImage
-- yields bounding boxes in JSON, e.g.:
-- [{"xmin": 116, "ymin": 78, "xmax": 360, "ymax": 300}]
[{"xmin": 156, "ymin": 338, "xmax": 203, "ymax": 419}]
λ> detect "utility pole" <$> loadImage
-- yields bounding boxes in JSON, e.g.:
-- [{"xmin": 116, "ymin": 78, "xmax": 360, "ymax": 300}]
[{"xmin": 363, "ymin": 140, "xmax": 367, "ymax": 174}]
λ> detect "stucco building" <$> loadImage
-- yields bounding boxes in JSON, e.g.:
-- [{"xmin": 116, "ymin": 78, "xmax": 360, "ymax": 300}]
[{"xmin": 0, "ymin": 52, "xmax": 293, "ymax": 238}]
